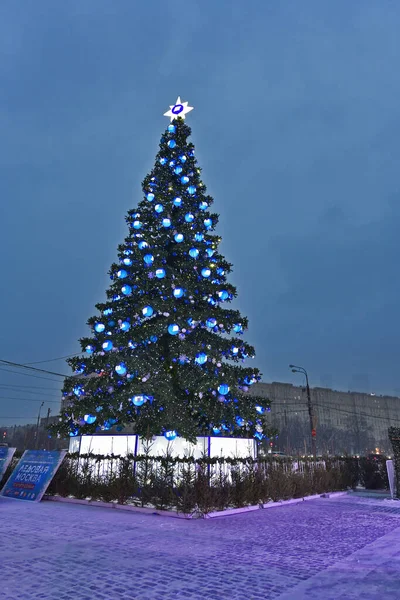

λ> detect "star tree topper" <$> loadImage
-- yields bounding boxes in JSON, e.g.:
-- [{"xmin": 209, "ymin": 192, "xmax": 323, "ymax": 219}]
[{"xmin": 164, "ymin": 96, "xmax": 194, "ymax": 121}]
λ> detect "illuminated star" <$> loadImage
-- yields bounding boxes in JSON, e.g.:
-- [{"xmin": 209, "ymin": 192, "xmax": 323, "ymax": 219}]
[{"xmin": 164, "ymin": 97, "xmax": 194, "ymax": 121}]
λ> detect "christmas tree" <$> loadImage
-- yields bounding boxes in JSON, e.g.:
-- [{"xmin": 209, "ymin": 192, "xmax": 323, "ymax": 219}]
[{"xmin": 56, "ymin": 98, "xmax": 273, "ymax": 444}]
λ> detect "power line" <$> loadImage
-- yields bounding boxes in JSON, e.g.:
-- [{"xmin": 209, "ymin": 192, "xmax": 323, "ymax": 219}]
[
  {"xmin": 22, "ymin": 353, "xmax": 81, "ymax": 365},
  {"xmin": 0, "ymin": 383, "xmax": 61, "ymax": 391},
  {"xmin": 313, "ymin": 403, "xmax": 400, "ymax": 423},
  {"xmin": 0, "ymin": 396, "xmax": 61, "ymax": 404},
  {"xmin": 0, "ymin": 367, "xmax": 63, "ymax": 383},
  {"xmin": 0, "ymin": 386, "xmax": 61, "ymax": 398},
  {"xmin": 0, "ymin": 416, "xmax": 37, "ymax": 420},
  {"xmin": 267, "ymin": 401, "xmax": 400, "ymax": 424},
  {"xmin": 0, "ymin": 359, "xmax": 67, "ymax": 378}
]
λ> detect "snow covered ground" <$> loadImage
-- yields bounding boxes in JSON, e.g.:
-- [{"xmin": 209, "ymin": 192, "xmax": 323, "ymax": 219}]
[{"xmin": 2, "ymin": 493, "xmax": 400, "ymax": 599}]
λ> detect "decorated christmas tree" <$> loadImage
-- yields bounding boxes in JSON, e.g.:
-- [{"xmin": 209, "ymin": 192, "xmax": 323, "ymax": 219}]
[{"xmin": 56, "ymin": 98, "xmax": 273, "ymax": 444}]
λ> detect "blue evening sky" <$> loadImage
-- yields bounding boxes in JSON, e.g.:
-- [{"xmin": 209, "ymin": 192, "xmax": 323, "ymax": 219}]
[{"xmin": 1, "ymin": 0, "xmax": 400, "ymax": 424}]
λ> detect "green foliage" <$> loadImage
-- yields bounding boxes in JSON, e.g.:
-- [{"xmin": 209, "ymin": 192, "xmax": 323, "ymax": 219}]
[
  {"xmin": 54, "ymin": 117, "xmax": 273, "ymax": 443},
  {"xmin": 358, "ymin": 455, "xmax": 389, "ymax": 490},
  {"xmin": 45, "ymin": 453, "xmax": 365, "ymax": 515},
  {"xmin": 388, "ymin": 427, "xmax": 400, "ymax": 498}
]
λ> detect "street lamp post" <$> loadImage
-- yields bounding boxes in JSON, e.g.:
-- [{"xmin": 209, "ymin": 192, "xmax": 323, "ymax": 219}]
[
  {"xmin": 35, "ymin": 401, "xmax": 44, "ymax": 450},
  {"xmin": 289, "ymin": 364, "xmax": 316, "ymax": 458}
]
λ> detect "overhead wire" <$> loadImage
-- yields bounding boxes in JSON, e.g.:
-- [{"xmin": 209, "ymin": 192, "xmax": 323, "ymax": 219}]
[
  {"xmin": 0, "ymin": 396, "xmax": 61, "ymax": 404},
  {"xmin": 0, "ymin": 416, "xmax": 37, "ymax": 420},
  {"xmin": 0, "ymin": 367, "xmax": 64, "ymax": 383},
  {"xmin": 0, "ymin": 359, "xmax": 67, "ymax": 378},
  {"xmin": 22, "ymin": 353, "xmax": 81, "ymax": 365}
]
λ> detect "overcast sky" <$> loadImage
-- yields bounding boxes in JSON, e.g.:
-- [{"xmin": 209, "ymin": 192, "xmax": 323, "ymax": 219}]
[{"xmin": 1, "ymin": 0, "xmax": 400, "ymax": 425}]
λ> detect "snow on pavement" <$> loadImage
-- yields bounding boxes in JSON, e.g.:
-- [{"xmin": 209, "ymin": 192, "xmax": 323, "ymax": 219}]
[{"xmin": 2, "ymin": 494, "xmax": 400, "ymax": 599}]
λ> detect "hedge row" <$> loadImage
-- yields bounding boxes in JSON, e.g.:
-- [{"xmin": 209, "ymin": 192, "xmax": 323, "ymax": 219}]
[
  {"xmin": 389, "ymin": 427, "xmax": 400, "ymax": 498},
  {"xmin": 40, "ymin": 453, "xmax": 389, "ymax": 515}
]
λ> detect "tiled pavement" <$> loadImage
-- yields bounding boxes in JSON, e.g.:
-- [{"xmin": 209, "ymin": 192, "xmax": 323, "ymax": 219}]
[{"xmin": 2, "ymin": 494, "xmax": 400, "ymax": 599}]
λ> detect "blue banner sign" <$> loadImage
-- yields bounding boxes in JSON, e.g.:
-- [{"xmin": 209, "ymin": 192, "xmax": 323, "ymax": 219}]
[
  {"xmin": 0, "ymin": 447, "xmax": 16, "ymax": 481},
  {"xmin": 0, "ymin": 449, "xmax": 67, "ymax": 502}
]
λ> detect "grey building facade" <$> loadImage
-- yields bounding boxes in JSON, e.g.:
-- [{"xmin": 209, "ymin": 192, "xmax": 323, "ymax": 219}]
[{"xmin": 252, "ymin": 382, "xmax": 400, "ymax": 456}]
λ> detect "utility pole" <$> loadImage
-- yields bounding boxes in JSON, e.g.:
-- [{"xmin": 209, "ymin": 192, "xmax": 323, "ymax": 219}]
[
  {"xmin": 45, "ymin": 407, "xmax": 51, "ymax": 450},
  {"xmin": 289, "ymin": 365, "xmax": 317, "ymax": 459},
  {"xmin": 35, "ymin": 401, "xmax": 44, "ymax": 450}
]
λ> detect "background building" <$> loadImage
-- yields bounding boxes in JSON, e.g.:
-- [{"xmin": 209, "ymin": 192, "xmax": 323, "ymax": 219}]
[
  {"xmin": 60, "ymin": 379, "xmax": 400, "ymax": 456},
  {"xmin": 252, "ymin": 382, "xmax": 400, "ymax": 456}
]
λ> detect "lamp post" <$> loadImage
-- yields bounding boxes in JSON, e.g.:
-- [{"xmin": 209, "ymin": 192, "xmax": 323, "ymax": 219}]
[
  {"xmin": 35, "ymin": 401, "xmax": 44, "ymax": 450},
  {"xmin": 289, "ymin": 364, "xmax": 316, "ymax": 458}
]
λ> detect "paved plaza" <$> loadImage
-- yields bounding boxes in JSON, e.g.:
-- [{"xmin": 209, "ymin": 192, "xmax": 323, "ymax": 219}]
[{"xmin": 2, "ymin": 493, "xmax": 400, "ymax": 599}]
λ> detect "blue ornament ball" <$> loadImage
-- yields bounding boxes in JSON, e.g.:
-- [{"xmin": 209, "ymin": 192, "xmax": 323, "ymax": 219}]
[
  {"xmin": 131, "ymin": 395, "xmax": 146, "ymax": 407},
  {"xmin": 138, "ymin": 241, "xmax": 149, "ymax": 250},
  {"xmin": 143, "ymin": 254, "xmax": 154, "ymax": 265},
  {"xmin": 233, "ymin": 323, "xmax": 243, "ymax": 333},
  {"xmin": 146, "ymin": 193, "xmax": 155, "ymax": 202},
  {"xmin": 164, "ymin": 430, "xmax": 178, "ymax": 441},
  {"xmin": 117, "ymin": 269, "xmax": 128, "ymax": 279},
  {"xmin": 102, "ymin": 340, "xmax": 113, "ymax": 352},
  {"xmin": 168, "ymin": 140, "xmax": 176, "ymax": 148},
  {"xmin": 142, "ymin": 305, "xmax": 154, "ymax": 317},
  {"xmin": 115, "ymin": 363, "xmax": 127, "ymax": 376},
  {"xmin": 206, "ymin": 318, "xmax": 217, "ymax": 328},
  {"xmin": 84, "ymin": 414, "xmax": 97, "ymax": 425},
  {"xmin": 179, "ymin": 154, "xmax": 187, "ymax": 162},
  {"xmin": 218, "ymin": 383, "xmax": 230, "ymax": 395},
  {"xmin": 123, "ymin": 258, "xmax": 132, "ymax": 266},
  {"xmin": 85, "ymin": 345, "xmax": 94, "ymax": 354},
  {"xmin": 162, "ymin": 218, "xmax": 171, "ymax": 228},
  {"xmin": 168, "ymin": 124, "xmax": 176, "ymax": 133},
  {"xmin": 199, "ymin": 201, "xmax": 208, "ymax": 210},
  {"xmin": 120, "ymin": 321, "xmax": 131, "ymax": 331},
  {"xmin": 173, "ymin": 197, "xmax": 182, "ymax": 207},
  {"xmin": 189, "ymin": 248, "xmax": 199, "ymax": 258},
  {"xmin": 256, "ymin": 406, "xmax": 265, "ymax": 414},
  {"xmin": 201, "ymin": 268, "xmax": 211, "ymax": 278},
  {"xmin": 155, "ymin": 204, "xmax": 163, "ymax": 213},
  {"xmin": 174, "ymin": 166, "xmax": 183, "ymax": 175},
  {"xmin": 185, "ymin": 213, "xmax": 194, "ymax": 223},
  {"xmin": 174, "ymin": 233, "xmax": 184, "ymax": 243},
  {"xmin": 168, "ymin": 324, "xmax": 180, "ymax": 335},
  {"xmin": 133, "ymin": 220, "xmax": 142, "ymax": 230},
  {"xmin": 218, "ymin": 290, "xmax": 229, "ymax": 301},
  {"xmin": 156, "ymin": 268, "xmax": 166, "ymax": 279},
  {"xmin": 173, "ymin": 287, "xmax": 184, "ymax": 298},
  {"xmin": 204, "ymin": 218, "xmax": 212, "ymax": 228},
  {"xmin": 94, "ymin": 323, "xmax": 105, "ymax": 333},
  {"xmin": 181, "ymin": 175, "xmax": 189, "ymax": 184},
  {"xmin": 212, "ymin": 427, "xmax": 221, "ymax": 435},
  {"xmin": 121, "ymin": 285, "xmax": 132, "ymax": 295},
  {"xmin": 195, "ymin": 233, "xmax": 204, "ymax": 241},
  {"xmin": 187, "ymin": 185, "xmax": 196, "ymax": 195},
  {"xmin": 195, "ymin": 352, "xmax": 207, "ymax": 365}
]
